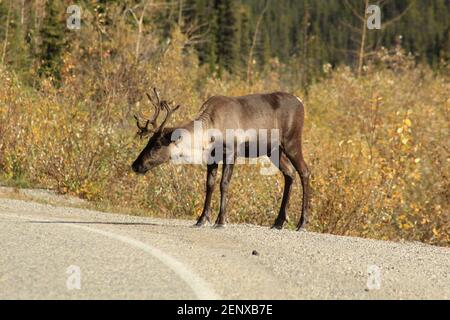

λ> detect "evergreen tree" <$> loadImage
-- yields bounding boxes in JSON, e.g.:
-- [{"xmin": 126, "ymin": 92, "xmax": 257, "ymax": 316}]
[
  {"xmin": 257, "ymin": 26, "xmax": 271, "ymax": 69},
  {"xmin": 215, "ymin": 0, "xmax": 238, "ymax": 75},
  {"xmin": 39, "ymin": 0, "xmax": 66, "ymax": 82},
  {"xmin": 238, "ymin": 6, "xmax": 251, "ymax": 72},
  {"xmin": 186, "ymin": 0, "xmax": 218, "ymax": 72},
  {"xmin": 1, "ymin": 0, "xmax": 448, "ymax": 82},
  {"xmin": 9, "ymin": 7, "xmax": 31, "ymax": 77}
]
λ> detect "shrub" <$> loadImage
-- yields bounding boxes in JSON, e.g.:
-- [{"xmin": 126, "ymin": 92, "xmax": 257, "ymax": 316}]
[{"xmin": 1, "ymin": 27, "xmax": 448, "ymax": 247}]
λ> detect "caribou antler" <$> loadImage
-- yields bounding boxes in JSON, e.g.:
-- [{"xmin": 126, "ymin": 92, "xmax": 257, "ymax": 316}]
[
  {"xmin": 158, "ymin": 100, "xmax": 181, "ymax": 132},
  {"xmin": 134, "ymin": 115, "xmax": 152, "ymax": 139},
  {"xmin": 146, "ymin": 87, "xmax": 162, "ymax": 129},
  {"xmin": 134, "ymin": 87, "xmax": 181, "ymax": 138}
]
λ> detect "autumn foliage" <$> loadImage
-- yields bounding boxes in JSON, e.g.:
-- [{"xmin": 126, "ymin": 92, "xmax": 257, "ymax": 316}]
[{"xmin": 0, "ymin": 23, "xmax": 448, "ymax": 246}]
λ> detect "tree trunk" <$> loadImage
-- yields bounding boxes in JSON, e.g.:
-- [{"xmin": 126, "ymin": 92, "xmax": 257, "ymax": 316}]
[
  {"xmin": 1, "ymin": 0, "xmax": 13, "ymax": 65},
  {"xmin": 357, "ymin": 0, "xmax": 369, "ymax": 77},
  {"xmin": 301, "ymin": 2, "xmax": 310, "ymax": 88},
  {"xmin": 247, "ymin": 0, "xmax": 270, "ymax": 84}
]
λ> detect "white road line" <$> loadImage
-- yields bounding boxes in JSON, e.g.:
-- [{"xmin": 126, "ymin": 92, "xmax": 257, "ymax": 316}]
[{"xmin": 2, "ymin": 212, "xmax": 221, "ymax": 300}]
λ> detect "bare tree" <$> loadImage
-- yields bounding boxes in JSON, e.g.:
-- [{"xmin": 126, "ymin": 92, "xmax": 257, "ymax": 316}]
[
  {"xmin": 1, "ymin": 0, "xmax": 12, "ymax": 65},
  {"xmin": 357, "ymin": 0, "xmax": 369, "ymax": 77},
  {"xmin": 246, "ymin": 0, "xmax": 270, "ymax": 84},
  {"xmin": 124, "ymin": 0, "xmax": 152, "ymax": 63},
  {"xmin": 178, "ymin": 0, "xmax": 183, "ymax": 26},
  {"xmin": 182, "ymin": 21, "xmax": 211, "ymax": 46},
  {"xmin": 300, "ymin": 2, "xmax": 312, "ymax": 88},
  {"xmin": 125, "ymin": 1, "xmax": 179, "ymax": 63},
  {"xmin": 343, "ymin": 0, "xmax": 415, "ymax": 77},
  {"xmin": 20, "ymin": 0, "xmax": 25, "ymax": 25}
]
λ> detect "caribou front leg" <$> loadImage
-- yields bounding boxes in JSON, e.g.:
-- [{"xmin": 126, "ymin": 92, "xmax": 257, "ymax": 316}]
[
  {"xmin": 196, "ymin": 164, "xmax": 218, "ymax": 227},
  {"xmin": 215, "ymin": 163, "xmax": 235, "ymax": 228}
]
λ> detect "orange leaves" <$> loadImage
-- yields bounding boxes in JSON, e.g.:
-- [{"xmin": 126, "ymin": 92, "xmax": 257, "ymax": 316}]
[
  {"xmin": 304, "ymin": 65, "xmax": 448, "ymax": 246},
  {"xmin": 0, "ymin": 50, "xmax": 448, "ymax": 246}
]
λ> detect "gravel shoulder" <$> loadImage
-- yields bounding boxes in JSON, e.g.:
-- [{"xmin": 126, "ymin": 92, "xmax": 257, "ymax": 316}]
[{"xmin": 0, "ymin": 188, "xmax": 448, "ymax": 300}]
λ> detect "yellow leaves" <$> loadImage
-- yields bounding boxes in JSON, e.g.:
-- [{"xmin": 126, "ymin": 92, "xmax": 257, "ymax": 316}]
[
  {"xmin": 1, "ymin": 52, "xmax": 449, "ymax": 247},
  {"xmin": 79, "ymin": 181, "xmax": 102, "ymax": 201},
  {"xmin": 409, "ymin": 170, "xmax": 421, "ymax": 181},
  {"xmin": 432, "ymin": 228, "xmax": 439, "ymax": 237},
  {"xmin": 404, "ymin": 118, "xmax": 412, "ymax": 127},
  {"xmin": 401, "ymin": 223, "xmax": 413, "ymax": 230},
  {"xmin": 398, "ymin": 214, "xmax": 414, "ymax": 230},
  {"xmin": 338, "ymin": 140, "xmax": 355, "ymax": 148},
  {"xmin": 395, "ymin": 116, "xmax": 415, "ymax": 149},
  {"xmin": 401, "ymin": 137, "xmax": 409, "ymax": 145}
]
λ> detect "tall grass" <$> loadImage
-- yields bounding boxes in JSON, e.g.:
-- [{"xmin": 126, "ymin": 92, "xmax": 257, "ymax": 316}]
[{"xmin": 0, "ymin": 28, "xmax": 448, "ymax": 246}]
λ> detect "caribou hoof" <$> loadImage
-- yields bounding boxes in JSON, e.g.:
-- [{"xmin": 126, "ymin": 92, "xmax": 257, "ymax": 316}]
[
  {"xmin": 194, "ymin": 216, "xmax": 211, "ymax": 227},
  {"xmin": 214, "ymin": 223, "xmax": 226, "ymax": 229},
  {"xmin": 271, "ymin": 219, "xmax": 286, "ymax": 230},
  {"xmin": 271, "ymin": 224, "xmax": 284, "ymax": 230},
  {"xmin": 194, "ymin": 220, "xmax": 209, "ymax": 228},
  {"xmin": 194, "ymin": 222, "xmax": 205, "ymax": 228}
]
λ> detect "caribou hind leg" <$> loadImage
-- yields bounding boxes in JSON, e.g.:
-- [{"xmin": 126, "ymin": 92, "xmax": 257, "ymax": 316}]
[
  {"xmin": 296, "ymin": 157, "xmax": 310, "ymax": 231},
  {"xmin": 272, "ymin": 152, "xmax": 296, "ymax": 230},
  {"xmin": 284, "ymin": 143, "xmax": 310, "ymax": 231}
]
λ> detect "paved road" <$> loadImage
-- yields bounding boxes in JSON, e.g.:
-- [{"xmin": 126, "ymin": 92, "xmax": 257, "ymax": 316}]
[{"xmin": 0, "ymin": 197, "xmax": 448, "ymax": 299}]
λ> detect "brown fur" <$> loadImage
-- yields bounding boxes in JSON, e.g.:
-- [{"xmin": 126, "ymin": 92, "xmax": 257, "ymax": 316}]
[{"xmin": 132, "ymin": 92, "xmax": 310, "ymax": 230}]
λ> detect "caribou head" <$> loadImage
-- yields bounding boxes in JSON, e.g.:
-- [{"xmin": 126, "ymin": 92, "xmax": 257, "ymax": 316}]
[{"xmin": 131, "ymin": 88, "xmax": 180, "ymax": 174}]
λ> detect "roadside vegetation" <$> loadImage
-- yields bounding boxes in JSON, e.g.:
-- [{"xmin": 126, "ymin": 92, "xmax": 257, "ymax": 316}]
[{"xmin": 0, "ymin": 1, "xmax": 448, "ymax": 246}]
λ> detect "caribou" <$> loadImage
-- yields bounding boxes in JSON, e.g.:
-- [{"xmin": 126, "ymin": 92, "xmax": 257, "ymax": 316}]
[{"xmin": 131, "ymin": 88, "xmax": 310, "ymax": 230}]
